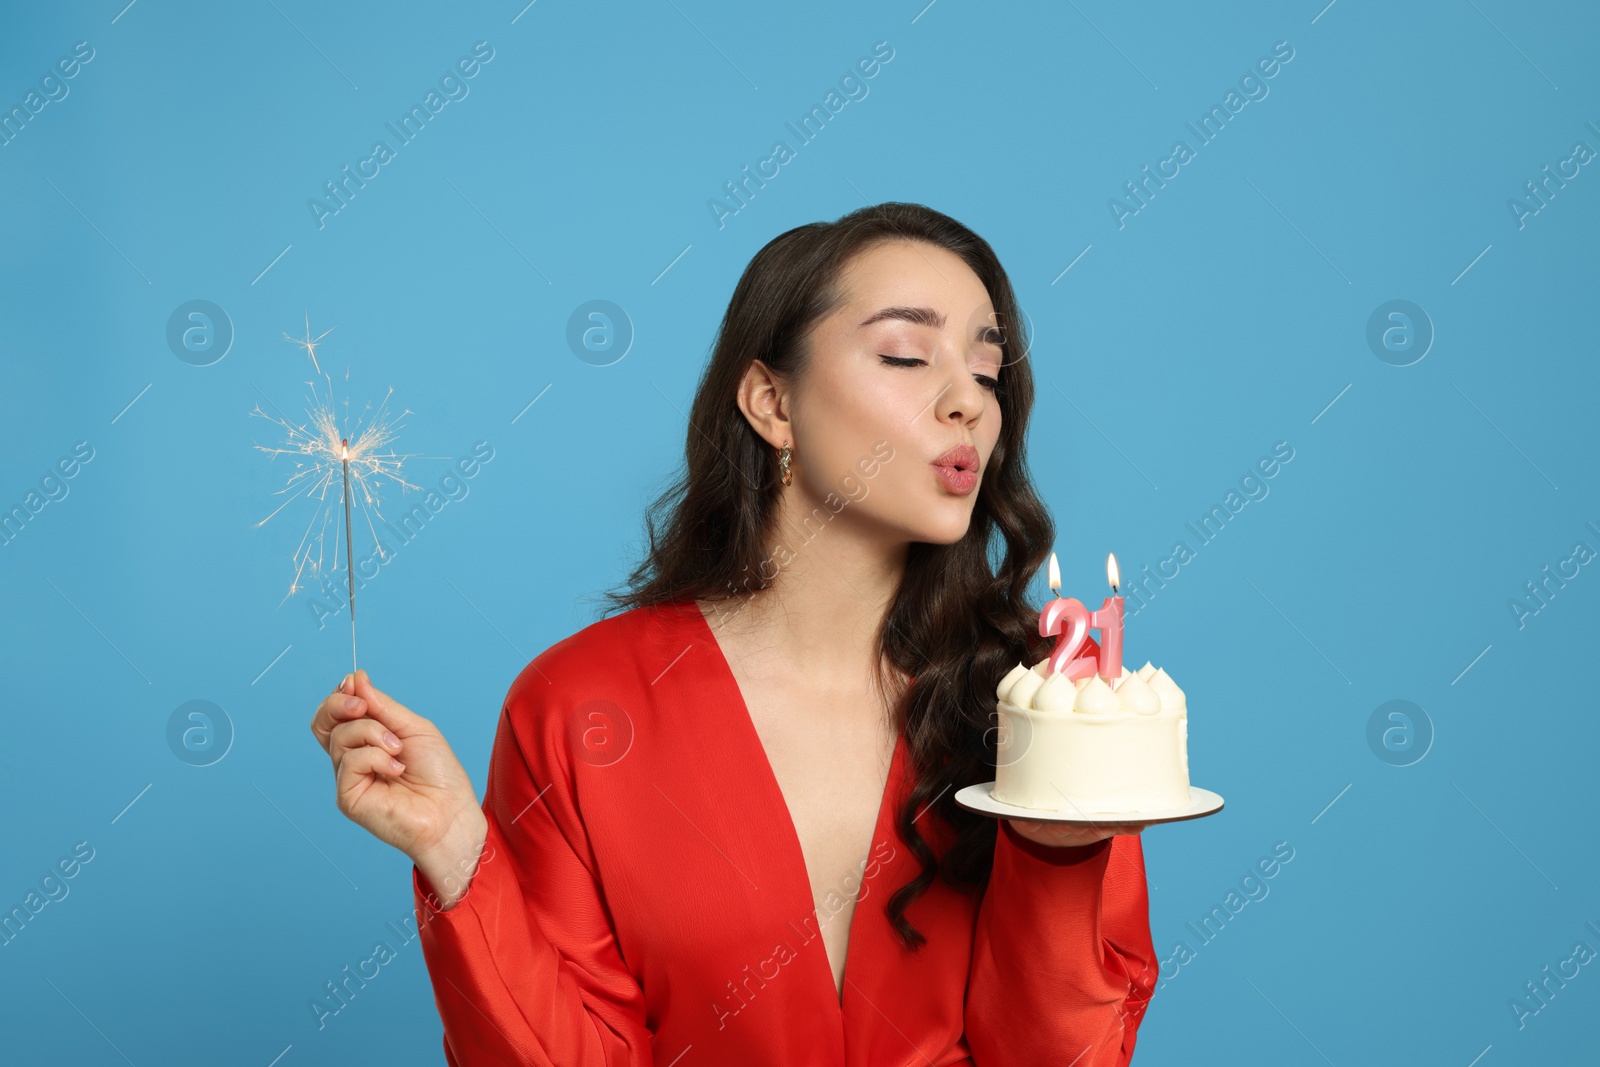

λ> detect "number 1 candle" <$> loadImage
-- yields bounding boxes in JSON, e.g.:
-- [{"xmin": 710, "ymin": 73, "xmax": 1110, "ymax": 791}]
[{"xmin": 1090, "ymin": 552, "xmax": 1123, "ymax": 682}]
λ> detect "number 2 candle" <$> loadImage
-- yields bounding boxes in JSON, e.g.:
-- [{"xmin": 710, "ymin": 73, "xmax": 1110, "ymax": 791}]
[{"xmin": 1039, "ymin": 550, "xmax": 1125, "ymax": 682}]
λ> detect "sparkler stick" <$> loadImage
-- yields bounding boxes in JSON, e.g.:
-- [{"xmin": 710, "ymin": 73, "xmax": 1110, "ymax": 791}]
[{"xmin": 341, "ymin": 438, "xmax": 357, "ymax": 674}]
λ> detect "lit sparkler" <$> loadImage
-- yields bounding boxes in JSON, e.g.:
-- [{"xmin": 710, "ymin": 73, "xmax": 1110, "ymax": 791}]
[{"xmin": 252, "ymin": 320, "xmax": 417, "ymax": 672}]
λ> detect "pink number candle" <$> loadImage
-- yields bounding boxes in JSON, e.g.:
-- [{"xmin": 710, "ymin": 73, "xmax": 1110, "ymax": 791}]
[
  {"xmin": 1090, "ymin": 552, "xmax": 1124, "ymax": 682},
  {"xmin": 1040, "ymin": 552, "xmax": 1098, "ymax": 679}
]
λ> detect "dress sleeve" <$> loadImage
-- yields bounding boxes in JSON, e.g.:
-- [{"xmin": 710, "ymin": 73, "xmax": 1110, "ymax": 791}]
[
  {"xmin": 964, "ymin": 821, "xmax": 1159, "ymax": 1067},
  {"xmin": 411, "ymin": 683, "xmax": 653, "ymax": 1066}
]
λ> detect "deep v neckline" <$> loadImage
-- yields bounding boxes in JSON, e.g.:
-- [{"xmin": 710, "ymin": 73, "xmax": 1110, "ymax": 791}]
[{"xmin": 683, "ymin": 600, "xmax": 905, "ymax": 1011}]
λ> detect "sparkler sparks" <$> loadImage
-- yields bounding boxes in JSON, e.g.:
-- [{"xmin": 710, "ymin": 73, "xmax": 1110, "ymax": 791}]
[
  {"xmin": 251, "ymin": 323, "xmax": 418, "ymax": 615},
  {"xmin": 283, "ymin": 312, "xmax": 335, "ymax": 376}
]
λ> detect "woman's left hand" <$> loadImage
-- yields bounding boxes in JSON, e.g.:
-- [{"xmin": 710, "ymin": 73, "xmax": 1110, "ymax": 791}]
[{"xmin": 1007, "ymin": 818, "xmax": 1144, "ymax": 849}]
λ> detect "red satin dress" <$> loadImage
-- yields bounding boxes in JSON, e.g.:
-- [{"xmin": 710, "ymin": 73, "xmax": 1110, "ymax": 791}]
[{"xmin": 412, "ymin": 596, "xmax": 1159, "ymax": 1066}]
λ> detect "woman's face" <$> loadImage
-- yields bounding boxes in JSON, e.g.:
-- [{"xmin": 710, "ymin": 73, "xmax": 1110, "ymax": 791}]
[{"xmin": 781, "ymin": 239, "xmax": 1007, "ymax": 547}]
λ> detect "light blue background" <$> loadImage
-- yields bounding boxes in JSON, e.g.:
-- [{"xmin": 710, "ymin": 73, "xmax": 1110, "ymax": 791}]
[{"xmin": 2, "ymin": 1, "xmax": 1596, "ymax": 1063}]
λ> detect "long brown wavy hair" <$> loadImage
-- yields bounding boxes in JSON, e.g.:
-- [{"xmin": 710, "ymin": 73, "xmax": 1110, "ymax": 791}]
[{"xmin": 597, "ymin": 202, "xmax": 1056, "ymax": 951}]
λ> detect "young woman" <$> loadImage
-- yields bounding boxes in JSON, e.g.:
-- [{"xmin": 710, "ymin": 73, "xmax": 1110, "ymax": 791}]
[{"xmin": 310, "ymin": 202, "xmax": 1159, "ymax": 1066}]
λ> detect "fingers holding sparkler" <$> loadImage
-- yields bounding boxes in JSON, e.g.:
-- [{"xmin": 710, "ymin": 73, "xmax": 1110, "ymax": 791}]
[
  {"xmin": 319, "ymin": 687, "xmax": 406, "ymax": 779},
  {"xmin": 309, "ymin": 670, "xmax": 483, "ymax": 862}
]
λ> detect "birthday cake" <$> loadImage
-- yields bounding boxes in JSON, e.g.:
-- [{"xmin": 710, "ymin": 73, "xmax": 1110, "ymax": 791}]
[{"xmin": 993, "ymin": 659, "xmax": 1189, "ymax": 815}]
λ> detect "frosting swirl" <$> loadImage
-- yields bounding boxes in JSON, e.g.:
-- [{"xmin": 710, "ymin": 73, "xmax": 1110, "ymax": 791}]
[{"xmin": 998, "ymin": 658, "xmax": 1183, "ymax": 716}]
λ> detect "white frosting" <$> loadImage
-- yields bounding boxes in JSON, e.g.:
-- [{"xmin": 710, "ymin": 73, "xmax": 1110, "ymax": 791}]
[
  {"xmin": 1007, "ymin": 658, "xmax": 1172, "ymax": 718},
  {"xmin": 1072, "ymin": 674, "xmax": 1120, "ymax": 714},
  {"xmin": 1112, "ymin": 671, "xmax": 1160, "ymax": 715},
  {"xmin": 992, "ymin": 654, "xmax": 1190, "ymax": 815},
  {"xmin": 1032, "ymin": 670, "xmax": 1077, "ymax": 713},
  {"xmin": 1149, "ymin": 667, "xmax": 1186, "ymax": 714},
  {"xmin": 996, "ymin": 662, "xmax": 1030, "ymax": 701},
  {"xmin": 1006, "ymin": 665, "xmax": 1047, "ymax": 709}
]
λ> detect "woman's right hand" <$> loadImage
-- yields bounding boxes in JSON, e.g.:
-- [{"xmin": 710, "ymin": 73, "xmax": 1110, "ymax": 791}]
[{"xmin": 310, "ymin": 670, "xmax": 487, "ymax": 897}]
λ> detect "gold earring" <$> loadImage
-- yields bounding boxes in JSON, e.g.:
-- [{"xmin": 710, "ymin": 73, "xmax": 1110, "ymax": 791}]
[{"xmin": 777, "ymin": 441, "xmax": 792, "ymax": 486}]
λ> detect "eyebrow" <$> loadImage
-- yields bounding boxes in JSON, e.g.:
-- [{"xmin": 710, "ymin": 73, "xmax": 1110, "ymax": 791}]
[{"xmin": 859, "ymin": 305, "xmax": 1002, "ymax": 343}]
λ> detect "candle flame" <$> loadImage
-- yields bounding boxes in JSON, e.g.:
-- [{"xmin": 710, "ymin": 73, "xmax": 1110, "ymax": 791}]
[
  {"xmin": 1048, "ymin": 551, "xmax": 1061, "ymax": 592},
  {"xmin": 1107, "ymin": 552, "xmax": 1120, "ymax": 591}
]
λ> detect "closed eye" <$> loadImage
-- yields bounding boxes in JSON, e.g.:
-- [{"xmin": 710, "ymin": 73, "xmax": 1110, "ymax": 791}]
[{"xmin": 878, "ymin": 355, "xmax": 1002, "ymax": 394}]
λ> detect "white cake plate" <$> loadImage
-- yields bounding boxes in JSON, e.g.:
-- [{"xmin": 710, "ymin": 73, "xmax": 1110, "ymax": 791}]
[{"xmin": 954, "ymin": 783, "xmax": 1224, "ymax": 827}]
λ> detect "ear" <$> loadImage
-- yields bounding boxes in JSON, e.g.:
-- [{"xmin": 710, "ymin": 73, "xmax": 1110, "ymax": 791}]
[{"xmin": 734, "ymin": 358, "xmax": 792, "ymax": 448}]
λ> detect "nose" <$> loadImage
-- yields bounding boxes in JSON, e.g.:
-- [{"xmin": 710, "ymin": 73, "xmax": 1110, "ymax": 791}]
[{"xmin": 934, "ymin": 360, "xmax": 987, "ymax": 426}]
